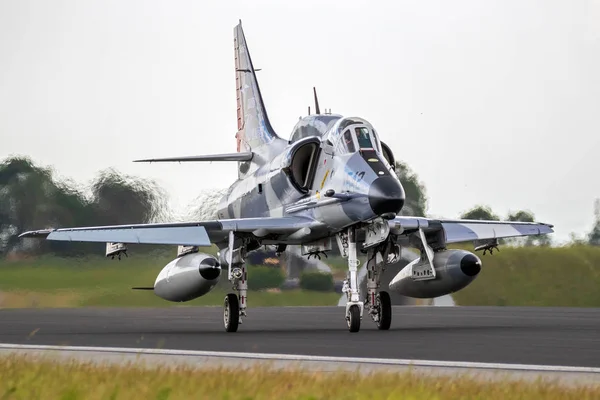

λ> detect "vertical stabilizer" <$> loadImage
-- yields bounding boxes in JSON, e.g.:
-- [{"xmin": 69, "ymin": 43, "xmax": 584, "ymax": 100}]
[{"xmin": 234, "ymin": 21, "xmax": 279, "ymax": 160}]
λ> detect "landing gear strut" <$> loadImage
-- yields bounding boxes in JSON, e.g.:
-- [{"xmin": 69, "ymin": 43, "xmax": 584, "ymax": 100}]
[
  {"xmin": 223, "ymin": 231, "xmax": 248, "ymax": 333},
  {"xmin": 341, "ymin": 227, "xmax": 363, "ymax": 332}
]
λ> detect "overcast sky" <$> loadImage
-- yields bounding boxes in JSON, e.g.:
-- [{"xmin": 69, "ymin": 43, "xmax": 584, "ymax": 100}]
[{"xmin": 1, "ymin": 0, "xmax": 599, "ymax": 242}]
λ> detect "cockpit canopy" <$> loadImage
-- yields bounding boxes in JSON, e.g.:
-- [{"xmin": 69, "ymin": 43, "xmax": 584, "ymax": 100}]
[
  {"xmin": 289, "ymin": 115, "xmax": 342, "ymax": 143},
  {"xmin": 325, "ymin": 117, "xmax": 382, "ymax": 155}
]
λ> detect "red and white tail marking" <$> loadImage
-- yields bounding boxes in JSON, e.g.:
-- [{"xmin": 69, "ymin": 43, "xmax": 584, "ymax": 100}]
[{"xmin": 234, "ymin": 35, "xmax": 245, "ymax": 153}]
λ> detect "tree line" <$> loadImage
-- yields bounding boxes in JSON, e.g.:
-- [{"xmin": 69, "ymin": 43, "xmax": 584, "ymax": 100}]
[
  {"xmin": 1, "ymin": 156, "xmax": 598, "ymax": 256},
  {"xmin": 0, "ymin": 157, "xmax": 168, "ymax": 256}
]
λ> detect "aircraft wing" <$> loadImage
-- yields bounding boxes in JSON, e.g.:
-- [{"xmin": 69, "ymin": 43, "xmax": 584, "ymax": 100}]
[
  {"xmin": 390, "ymin": 217, "xmax": 553, "ymax": 244},
  {"xmin": 19, "ymin": 217, "xmax": 318, "ymax": 247}
]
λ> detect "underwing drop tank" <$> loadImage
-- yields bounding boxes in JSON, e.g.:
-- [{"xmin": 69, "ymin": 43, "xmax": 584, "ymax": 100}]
[
  {"xmin": 154, "ymin": 253, "xmax": 221, "ymax": 302},
  {"xmin": 389, "ymin": 249, "xmax": 481, "ymax": 298}
]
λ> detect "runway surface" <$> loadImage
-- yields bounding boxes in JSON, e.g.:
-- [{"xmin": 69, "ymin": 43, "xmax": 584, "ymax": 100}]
[{"xmin": 1, "ymin": 306, "xmax": 599, "ymax": 368}]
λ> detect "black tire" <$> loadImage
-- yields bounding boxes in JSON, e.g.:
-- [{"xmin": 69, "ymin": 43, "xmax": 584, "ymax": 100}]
[
  {"xmin": 347, "ymin": 304, "xmax": 361, "ymax": 333},
  {"xmin": 224, "ymin": 293, "xmax": 239, "ymax": 333},
  {"xmin": 376, "ymin": 291, "xmax": 392, "ymax": 330}
]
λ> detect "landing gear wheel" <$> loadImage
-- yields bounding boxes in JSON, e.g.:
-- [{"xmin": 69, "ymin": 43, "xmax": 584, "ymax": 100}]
[
  {"xmin": 224, "ymin": 293, "xmax": 240, "ymax": 333},
  {"xmin": 376, "ymin": 291, "xmax": 392, "ymax": 330},
  {"xmin": 347, "ymin": 304, "xmax": 361, "ymax": 333}
]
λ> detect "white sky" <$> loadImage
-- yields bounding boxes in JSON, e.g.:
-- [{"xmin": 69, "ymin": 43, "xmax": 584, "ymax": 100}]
[{"xmin": 1, "ymin": 0, "xmax": 599, "ymax": 243}]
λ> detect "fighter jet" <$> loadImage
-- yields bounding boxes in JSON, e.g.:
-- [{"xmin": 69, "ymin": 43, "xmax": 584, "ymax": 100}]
[{"xmin": 20, "ymin": 21, "xmax": 553, "ymax": 333}]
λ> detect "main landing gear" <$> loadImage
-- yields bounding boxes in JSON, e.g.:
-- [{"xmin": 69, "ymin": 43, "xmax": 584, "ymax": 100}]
[
  {"xmin": 224, "ymin": 293, "xmax": 239, "ymax": 332},
  {"xmin": 341, "ymin": 227, "xmax": 363, "ymax": 332},
  {"xmin": 341, "ymin": 227, "xmax": 392, "ymax": 332},
  {"xmin": 222, "ymin": 228, "xmax": 393, "ymax": 333},
  {"xmin": 365, "ymin": 249, "xmax": 392, "ymax": 330},
  {"xmin": 223, "ymin": 231, "xmax": 247, "ymax": 333}
]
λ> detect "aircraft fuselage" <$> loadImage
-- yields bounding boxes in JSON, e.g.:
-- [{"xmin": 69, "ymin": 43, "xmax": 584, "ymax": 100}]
[{"xmin": 217, "ymin": 116, "xmax": 406, "ymax": 241}]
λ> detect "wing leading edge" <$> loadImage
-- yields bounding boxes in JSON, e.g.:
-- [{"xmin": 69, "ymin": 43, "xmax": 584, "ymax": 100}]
[
  {"xmin": 19, "ymin": 217, "xmax": 319, "ymax": 247},
  {"xmin": 20, "ymin": 216, "xmax": 553, "ymax": 248}
]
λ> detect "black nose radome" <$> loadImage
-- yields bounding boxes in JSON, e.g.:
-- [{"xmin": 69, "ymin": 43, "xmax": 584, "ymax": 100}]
[
  {"xmin": 460, "ymin": 254, "xmax": 481, "ymax": 277},
  {"xmin": 368, "ymin": 176, "xmax": 405, "ymax": 216}
]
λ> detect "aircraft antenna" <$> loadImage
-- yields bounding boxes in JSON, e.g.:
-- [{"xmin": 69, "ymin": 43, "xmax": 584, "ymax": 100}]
[
  {"xmin": 313, "ymin": 87, "xmax": 321, "ymax": 114},
  {"xmin": 308, "ymin": 106, "xmax": 311, "ymax": 115}
]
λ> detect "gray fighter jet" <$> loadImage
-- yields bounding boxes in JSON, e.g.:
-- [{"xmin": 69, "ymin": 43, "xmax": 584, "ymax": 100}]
[{"xmin": 20, "ymin": 21, "xmax": 553, "ymax": 333}]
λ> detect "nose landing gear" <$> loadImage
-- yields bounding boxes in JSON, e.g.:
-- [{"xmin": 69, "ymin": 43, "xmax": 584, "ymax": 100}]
[
  {"xmin": 339, "ymin": 227, "xmax": 395, "ymax": 332},
  {"xmin": 340, "ymin": 227, "xmax": 364, "ymax": 332}
]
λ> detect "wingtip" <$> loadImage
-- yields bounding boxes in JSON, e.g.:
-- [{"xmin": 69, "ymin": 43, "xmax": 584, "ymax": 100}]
[{"xmin": 19, "ymin": 229, "xmax": 54, "ymax": 239}]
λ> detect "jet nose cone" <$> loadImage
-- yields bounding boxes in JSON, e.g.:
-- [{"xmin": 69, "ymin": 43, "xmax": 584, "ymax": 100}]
[{"xmin": 368, "ymin": 176, "xmax": 405, "ymax": 216}]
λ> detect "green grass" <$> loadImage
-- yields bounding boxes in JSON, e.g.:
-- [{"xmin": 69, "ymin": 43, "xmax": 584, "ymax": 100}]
[
  {"xmin": 1, "ymin": 354, "xmax": 598, "ymax": 400},
  {"xmin": 0, "ymin": 254, "xmax": 339, "ymax": 308},
  {"xmin": 2, "ymin": 245, "xmax": 600, "ymax": 308},
  {"xmin": 329, "ymin": 245, "xmax": 600, "ymax": 307},
  {"xmin": 453, "ymin": 245, "xmax": 600, "ymax": 307}
]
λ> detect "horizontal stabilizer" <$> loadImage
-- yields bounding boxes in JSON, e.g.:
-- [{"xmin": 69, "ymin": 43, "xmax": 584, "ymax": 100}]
[
  {"xmin": 131, "ymin": 287, "xmax": 154, "ymax": 290},
  {"xmin": 134, "ymin": 152, "xmax": 253, "ymax": 163}
]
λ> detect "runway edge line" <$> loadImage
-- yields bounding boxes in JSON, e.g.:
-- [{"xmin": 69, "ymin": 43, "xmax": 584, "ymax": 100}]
[{"xmin": 1, "ymin": 343, "xmax": 599, "ymax": 374}]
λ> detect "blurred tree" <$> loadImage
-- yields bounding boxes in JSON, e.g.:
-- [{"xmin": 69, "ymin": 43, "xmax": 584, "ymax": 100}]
[
  {"xmin": 90, "ymin": 169, "xmax": 168, "ymax": 226},
  {"xmin": 589, "ymin": 199, "xmax": 600, "ymax": 246},
  {"xmin": 460, "ymin": 205, "xmax": 500, "ymax": 221},
  {"xmin": 88, "ymin": 169, "xmax": 170, "ymax": 255},
  {"xmin": 0, "ymin": 157, "xmax": 70, "ymax": 254},
  {"xmin": 507, "ymin": 210, "xmax": 535, "ymax": 223},
  {"xmin": 0, "ymin": 157, "xmax": 168, "ymax": 256},
  {"xmin": 394, "ymin": 161, "xmax": 427, "ymax": 217},
  {"xmin": 568, "ymin": 232, "xmax": 588, "ymax": 246}
]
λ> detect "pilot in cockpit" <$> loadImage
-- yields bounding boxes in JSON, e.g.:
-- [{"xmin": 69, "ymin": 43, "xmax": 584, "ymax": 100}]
[{"xmin": 355, "ymin": 127, "xmax": 373, "ymax": 149}]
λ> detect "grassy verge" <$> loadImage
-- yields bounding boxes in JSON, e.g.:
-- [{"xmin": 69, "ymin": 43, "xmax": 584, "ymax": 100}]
[
  {"xmin": 1, "ymin": 355, "xmax": 598, "ymax": 400},
  {"xmin": 2, "ymin": 245, "xmax": 600, "ymax": 308},
  {"xmin": 453, "ymin": 245, "xmax": 600, "ymax": 307},
  {"xmin": 0, "ymin": 255, "xmax": 339, "ymax": 308}
]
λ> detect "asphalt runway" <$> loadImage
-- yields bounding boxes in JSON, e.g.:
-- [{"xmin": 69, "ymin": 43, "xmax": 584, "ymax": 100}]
[{"xmin": 1, "ymin": 306, "xmax": 599, "ymax": 368}]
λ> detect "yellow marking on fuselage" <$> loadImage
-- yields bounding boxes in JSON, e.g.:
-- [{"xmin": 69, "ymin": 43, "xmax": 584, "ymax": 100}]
[{"xmin": 320, "ymin": 169, "xmax": 330, "ymax": 189}]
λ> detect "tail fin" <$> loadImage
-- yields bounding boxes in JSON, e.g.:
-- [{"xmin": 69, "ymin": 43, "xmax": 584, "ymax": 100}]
[{"xmin": 234, "ymin": 21, "xmax": 278, "ymax": 155}]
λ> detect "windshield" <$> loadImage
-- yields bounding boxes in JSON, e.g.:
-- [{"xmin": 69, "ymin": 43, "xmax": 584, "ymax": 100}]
[
  {"xmin": 326, "ymin": 118, "xmax": 383, "ymax": 155},
  {"xmin": 343, "ymin": 130, "xmax": 356, "ymax": 152},
  {"xmin": 355, "ymin": 127, "xmax": 375, "ymax": 149}
]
